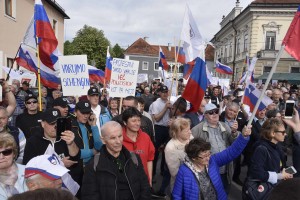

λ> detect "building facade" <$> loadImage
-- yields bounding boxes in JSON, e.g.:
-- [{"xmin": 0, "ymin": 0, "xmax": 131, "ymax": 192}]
[
  {"xmin": 124, "ymin": 38, "xmax": 214, "ymax": 82},
  {"xmin": 0, "ymin": 0, "xmax": 69, "ymax": 73},
  {"xmin": 211, "ymin": 0, "xmax": 300, "ymax": 82}
]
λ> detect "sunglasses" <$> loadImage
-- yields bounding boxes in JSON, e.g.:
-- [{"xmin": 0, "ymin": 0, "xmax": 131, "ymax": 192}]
[
  {"xmin": 205, "ymin": 109, "xmax": 219, "ymax": 115},
  {"xmin": 0, "ymin": 149, "xmax": 13, "ymax": 156},
  {"xmin": 26, "ymin": 100, "xmax": 38, "ymax": 105}
]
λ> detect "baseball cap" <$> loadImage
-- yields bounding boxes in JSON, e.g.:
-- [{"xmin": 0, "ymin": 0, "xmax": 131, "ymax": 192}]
[
  {"xmin": 204, "ymin": 103, "xmax": 217, "ymax": 113},
  {"xmin": 41, "ymin": 108, "xmax": 61, "ymax": 123},
  {"xmin": 75, "ymin": 100, "xmax": 92, "ymax": 114},
  {"xmin": 25, "ymin": 154, "xmax": 69, "ymax": 181},
  {"xmin": 159, "ymin": 85, "xmax": 168, "ymax": 93},
  {"xmin": 22, "ymin": 81, "xmax": 29, "ymax": 86},
  {"xmin": 87, "ymin": 87, "xmax": 100, "ymax": 96},
  {"xmin": 52, "ymin": 97, "xmax": 69, "ymax": 108},
  {"xmin": 237, "ymin": 91, "xmax": 244, "ymax": 97},
  {"xmin": 25, "ymin": 94, "xmax": 37, "ymax": 102}
]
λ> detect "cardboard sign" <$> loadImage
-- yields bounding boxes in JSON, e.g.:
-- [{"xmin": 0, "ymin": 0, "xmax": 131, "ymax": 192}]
[
  {"xmin": 137, "ymin": 74, "xmax": 148, "ymax": 83},
  {"xmin": 59, "ymin": 55, "xmax": 90, "ymax": 96},
  {"xmin": 109, "ymin": 58, "xmax": 139, "ymax": 97}
]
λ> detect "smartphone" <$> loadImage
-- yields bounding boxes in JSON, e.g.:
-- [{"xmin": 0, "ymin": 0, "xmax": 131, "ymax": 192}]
[
  {"xmin": 285, "ymin": 100, "xmax": 295, "ymax": 118},
  {"xmin": 285, "ymin": 166, "xmax": 297, "ymax": 174},
  {"xmin": 56, "ymin": 117, "xmax": 72, "ymax": 140}
]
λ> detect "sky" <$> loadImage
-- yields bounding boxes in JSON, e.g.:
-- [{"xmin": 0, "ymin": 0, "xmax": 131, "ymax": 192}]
[{"xmin": 57, "ymin": 0, "xmax": 253, "ymax": 48}]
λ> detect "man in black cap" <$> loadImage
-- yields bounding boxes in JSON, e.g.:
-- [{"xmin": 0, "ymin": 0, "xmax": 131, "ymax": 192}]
[
  {"xmin": 87, "ymin": 87, "xmax": 112, "ymax": 133},
  {"xmin": 53, "ymin": 97, "xmax": 69, "ymax": 117},
  {"xmin": 21, "ymin": 81, "xmax": 33, "ymax": 95},
  {"xmin": 16, "ymin": 94, "xmax": 43, "ymax": 138},
  {"xmin": 23, "ymin": 108, "xmax": 82, "ymax": 193},
  {"xmin": 71, "ymin": 100, "xmax": 102, "ymax": 166}
]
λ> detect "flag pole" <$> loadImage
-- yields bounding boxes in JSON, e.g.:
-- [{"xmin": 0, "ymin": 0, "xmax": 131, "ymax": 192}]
[
  {"xmin": 169, "ymin": 40, "xmax": 181, "ymax": 99},
  {"xmin": 247, "ymin": 45, "xmax": 285, "ymax": 126},
  {"xmin": 6, "ymin": 44, "xmax": 22, "ymax": 81},
  {"xmin": 36, "ymin": 36, "xmax": 42, "ymax": 111}
]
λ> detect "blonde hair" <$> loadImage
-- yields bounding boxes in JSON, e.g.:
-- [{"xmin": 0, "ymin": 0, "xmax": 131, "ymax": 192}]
[
  {"xmin": 0, "ymin": 133, "xmax": 18, "ymax": 158},
  {"xmin": 169, "ymin": 117, "xmax": 190, "ymax": 139}
]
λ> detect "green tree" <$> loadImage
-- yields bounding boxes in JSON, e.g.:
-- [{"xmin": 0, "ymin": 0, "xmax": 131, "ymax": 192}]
[
  {"xmin": 112, "ymin": 43, "xmax": 124, "ymax": 58},
  {"xmin": 63, "ymin": 25, "xmax": 110, "ymax": 69}
]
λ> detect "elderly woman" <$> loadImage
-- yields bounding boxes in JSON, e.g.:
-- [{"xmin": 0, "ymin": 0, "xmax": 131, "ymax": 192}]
[
  {"xmin": 108, "ymin": 97, "xmax": 119, "ymax": 117},
  {"xmin": 172, "ymin": 126, "xmax": 251, "ymax": 200},
  {"xmin": 122, "ymin": 107, "xmax": 155, "ymax": 184},
  {"xmin": 165, "ymin": 118, "xmax": 193, "ymax": 192},
  {"xmin": 0, "ymin": 133, "xmax": 27, "ymax": 199}
]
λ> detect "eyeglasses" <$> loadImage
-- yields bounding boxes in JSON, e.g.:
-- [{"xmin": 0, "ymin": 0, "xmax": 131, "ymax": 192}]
[
  {"xmin": 197, "ymin": 152, "xmax": 211, "ymax": 159},
  {"xmin": 205, "ymin": 109, "xmax": 219, "ymax": 115},
  {"xmin": 0, "ymin": 149, "xmax": 13, "ymax": 156},
  {"xmin": 275, "ymin": 130, "xmax": 286, "ymax": 135},
  {"xmin": 26, "ymin": 100, "xmax": 38, "ymax": 105}
]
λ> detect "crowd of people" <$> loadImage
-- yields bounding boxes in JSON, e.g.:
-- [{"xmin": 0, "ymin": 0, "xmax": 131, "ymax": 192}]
[{"xmin": 0, "ymin": 78, "xmax": 299, "ymax": 200}]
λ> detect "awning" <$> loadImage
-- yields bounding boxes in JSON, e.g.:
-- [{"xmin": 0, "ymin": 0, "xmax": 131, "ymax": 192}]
[{"xmin": 255, "ymin": 73, "xmax": 300, "ymax": 84}]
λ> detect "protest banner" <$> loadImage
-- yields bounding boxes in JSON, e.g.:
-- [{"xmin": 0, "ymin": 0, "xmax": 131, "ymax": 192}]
[
  {"xmin": 210, "ymin": 77, "xmax": 219, "ymax": 86},
  {"xmin": 137, "ymin": 74, "xmax": 148, "ymax": 83},
  {"xmin": 59, "ymin": 55, "xmax": 90, "ymax": 96},
  {"xmin": 109, "ymin": 58, "xmax": 139, "ymax": 97}
]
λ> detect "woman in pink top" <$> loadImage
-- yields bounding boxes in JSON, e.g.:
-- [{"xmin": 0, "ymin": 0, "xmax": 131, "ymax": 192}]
[{"xmin": 122, "ymin": 107, "xmax": 155, "ymax": 185}]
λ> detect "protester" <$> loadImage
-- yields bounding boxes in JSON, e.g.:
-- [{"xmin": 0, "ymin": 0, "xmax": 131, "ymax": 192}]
[
  {"xmin": 1, "ymin": 81, "xmax": 17, "ymax": 118},
  {"xmin": 0, "ymin": 133, "xmax": 28, "ymax": 199},
  {"xmin": 122, "ymin": 107, "xmax": 155, "ymax": 184},
  {"xmin": 52, "ymin": 97, "xmax": 69, "ymax": 117},
  {"xmin": 108, "ymin": 97, "xmax": 119, "ymax": 117},
  {"xmin": 9, "ymin": 84, "xmax": 24, "ymax": 127},
  {"xmin": 81, "ymin": 121, "xmax": 151, "ymax": 200},
  {"xmin": 21, "ymin": 82, "xmax": 33, "ymax": 95},
  {"xmin": 210, "ymin": 86, "xmax": 221, "ymax": 108},
  {"xmin": 25, "ymin": 154, "xmax": 79, "ymax": 195},
  {"xmin": 16, "ymin": 94, "xmax": 43, "ymax": 139},
  {"xmin": 165, "ymin": 117, "xmax": 193, "ymax": 192},
  {"xmin": 172, "ymin": 125, "xmax": 251, "ymax": 200},
  {"xmin": 184, "ymin": 99, "xmax": 207, "ymax": 128},
  {"xmin": 141, "ymin": 87, "xmax": 155, "ymax": 112},
  {"xmin": 136, "ymin": 97, "xmax": 153, "ymax": 124},
  {"xmin": 8, "ymin": 188, "xmax": 78, "ymax": 200}
]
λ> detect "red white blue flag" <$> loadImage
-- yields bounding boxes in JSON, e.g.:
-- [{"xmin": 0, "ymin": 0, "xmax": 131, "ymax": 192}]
[
  {"xmin": 159, "ymin": 47, "xmax": 169, "ymax": 71},
  {"xmin": 88, "ymin": 65, "xmax": 105, "ymax": 84},
  {"xmin": 215, "ymin": 61, "xmax": 233, "ymax": 75},
  {"xmin": 34, "ymin": 0, "xmax": 58, "ymax": 71}
]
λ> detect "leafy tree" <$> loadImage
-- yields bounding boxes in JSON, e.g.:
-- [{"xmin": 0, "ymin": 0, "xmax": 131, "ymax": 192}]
[
  {"xmin": 63, "ymin": 25, "xmax": 110, "ymax": 69},
  {"xmin": 112, "ymin": 43, "xmax": 124, "ymax": 58}
]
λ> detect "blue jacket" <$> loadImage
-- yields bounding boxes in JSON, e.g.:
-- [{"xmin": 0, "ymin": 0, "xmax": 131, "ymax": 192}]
[
  {"xmin": 99, "ymin": 105, "xmax": 112, "ymax": 126},
  {"xmin": 172, "ymin": 134, "xmax": 249, "ymax": 200}
]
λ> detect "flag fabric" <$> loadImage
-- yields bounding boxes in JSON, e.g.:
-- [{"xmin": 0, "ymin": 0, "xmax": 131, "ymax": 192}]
[
  {"xmin": 176, "ymin": 46, "xmax": 186, "ymax": 64},
  {"xmin": 16, "ymin": 46, "xmax": 60, "ymax": 89},
  {"xmin": 182, "ymin": 57, "xmax": 207, "ymax": 112},
  {"xmin": 34, "ymin": 0, "xmax": 58, "ymax": 70},
  {"xmin": 88, "ymin": 65, "xmax": 105, "ymax": 84},
  {"xmin": 215, "ymin": 61, "xmax": 233, "ymax": 75},
  {"xmin": 105, "ymin": 46, "xmax": 112, "ymax": 82},
  {"xmin": 282, "ymin": 5, "xmax": 300, "ymax": 61},
  {"xmin": 159, "ymin": 47, "xmax": 169, "ymax": 71},
  {"xmin": 239, "ymin": 56, "xmax": 257, "ymax": 84},
  {"xmin": 243, "ymin": 82, "xmax": 273, "ymax": 112},
  {"xmin": 183, "ymin": 60, "xmax": 195, "ymax": 79},
  {"xmin": 180, "ymin": 4, "xmax": 206, "ymax": 62}
]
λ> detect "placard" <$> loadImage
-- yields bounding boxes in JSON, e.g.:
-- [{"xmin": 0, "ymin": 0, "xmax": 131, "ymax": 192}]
[
  {"xmin": 59, "ymin": 55, "xmax": 90, "ymax": 96},
  {"xmin": 109, "ymin": 58, "xmax": 139, "ymax": 97},
  {"xmin": 137, "ymin": 74, "xmax": 148, "ymax": 83}
]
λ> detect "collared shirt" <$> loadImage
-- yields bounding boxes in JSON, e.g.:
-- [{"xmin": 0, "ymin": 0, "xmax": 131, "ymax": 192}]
[
  {"xmin": 150, "ymin": 98, "xmax": 170, "ymax": 126},
  {"xmin": 254, "ymin": 117, "xmax": 266, "ymax": 126},
  {"xmin": 91, "ymin": 105, "xmax": 101, "ymax": 135}
]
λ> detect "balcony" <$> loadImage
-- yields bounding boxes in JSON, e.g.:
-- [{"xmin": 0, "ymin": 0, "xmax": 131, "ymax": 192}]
[{"xmin": 257, "ymin": 50, "xmax": 279, "ymax": 59}]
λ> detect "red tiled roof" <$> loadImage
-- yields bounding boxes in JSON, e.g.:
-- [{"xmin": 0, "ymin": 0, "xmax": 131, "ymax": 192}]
[
  {"xmin": 125, "ymin": 38, "xmax": 215, "ymax": 61},
  {"xmin": 252, "ymin": 0, "xmax": 300, "ymax": 3}
]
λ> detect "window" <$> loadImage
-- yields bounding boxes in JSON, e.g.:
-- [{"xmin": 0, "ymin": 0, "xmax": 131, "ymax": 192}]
[
  {"xmin": 264, "ymin": 66, "xmax": 272, "ymax": 73},
  {"xmin": 5, "ymin": 0, "xmax": 16, "ymax": 18},
  {"xmin": 52, "ymin": 19, "xmax": 58, "ymax": 36},
  {"xmin": 229, "ymin": 42, "xmax": 232, "ymax": 57},
  {"xmin": 244, "ymin": 34, "xmax": 248, "ymax": 52},
  {"xmin": 265, "ymin": 31, "xmax": 276, "ymax": 50},
  {"xmin": 154, "ymin": 62, "xmax": 159, "ymax": 71},
  {"xmin": 142, "ymin": 61, "xmax": 149, "ymax": 70},
  {"xmin": 291, "ymin": 67, "xmax": 300, "ymax": 73},
  {"xmin": 237, "ymin": 38, "xmax": 241, "ymax": 54}
]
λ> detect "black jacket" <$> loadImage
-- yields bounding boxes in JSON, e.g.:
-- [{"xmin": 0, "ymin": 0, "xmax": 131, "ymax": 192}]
[
  {"xmin": 16, "ymin": 111, "xmax": 43, "ymax": 138},
  {"xmin": 81, "ymin": 146, "xmax": 151, "ymax": 200}
]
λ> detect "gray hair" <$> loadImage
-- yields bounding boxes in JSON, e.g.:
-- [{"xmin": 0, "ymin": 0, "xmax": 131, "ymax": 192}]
[{"xmin": 101, "ymin": 121, "xmax": 122, "ymax": 138}]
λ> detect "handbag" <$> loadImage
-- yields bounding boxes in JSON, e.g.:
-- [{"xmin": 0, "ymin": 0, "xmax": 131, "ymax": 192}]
[{"xmin": 242, "ymin": 178, "xmax": 274, "ymax": 200}]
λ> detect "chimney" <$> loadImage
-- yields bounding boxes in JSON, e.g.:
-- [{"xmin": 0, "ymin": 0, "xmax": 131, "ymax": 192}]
[
  {"xmin": 143, "ymin": 36, "xmax": 149, "ymax": 42},
  {"xmin": 168, "ymin": 43, "xmax": 172, "ymax": 51},
  {"xmin": 236, "ymin": 0, "xmax": 240, "ymax": 7},
  {"xmin": 222, "ymin": 15, "xmax": 225, "ymax": 20}
]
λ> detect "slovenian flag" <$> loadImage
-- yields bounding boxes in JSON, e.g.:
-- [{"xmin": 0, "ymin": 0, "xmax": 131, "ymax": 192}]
[
  {"xmin": 243, "ymin": 82, "xmax": 273, "ymax": 112},
  {"xmin": 159, "ymin": 47, "xmax": 169, "ymax": 71},
  {"xmin": 215, "ymin": 61, "xmax": 233, "ymax": 75},
  {"xmin": 16, "ymin": 46, "xmax": 60, "ymax": 89},
  {"xmin": 176, "ymin": 46, "xmax": 186, "ymax": 64},
  {"xmin": 34, "ymin": 0, "xmax": 58, "ymax": 71},
  {"xmin": 182, "ymin": 57, "xmax": 207, "ymax": 112},
  {"xmin": 88, "ymin": 66, "xmax": 105, "ymax": 84},
  {"xmin": 105, "ymin": 46, "xmax": 112, "ymax": 82}
]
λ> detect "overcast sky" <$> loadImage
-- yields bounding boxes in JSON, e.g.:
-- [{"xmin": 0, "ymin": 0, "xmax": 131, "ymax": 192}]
[{"xmin": 57, "ymin": 0, "xmax": 253, "ymax": 48}]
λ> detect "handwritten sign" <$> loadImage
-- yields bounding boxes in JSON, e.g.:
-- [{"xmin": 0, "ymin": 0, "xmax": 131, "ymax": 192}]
[
  {"xmin": 137, "ymin": 74, "xmax": 148, "ymax": 83},
  {"xmin": 59, "ymin": 55, "xmax": 90, "ymax": 96},
  {"xmin": 109, "ymin": 58, "xmax": 139, "ymax": 97}
]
